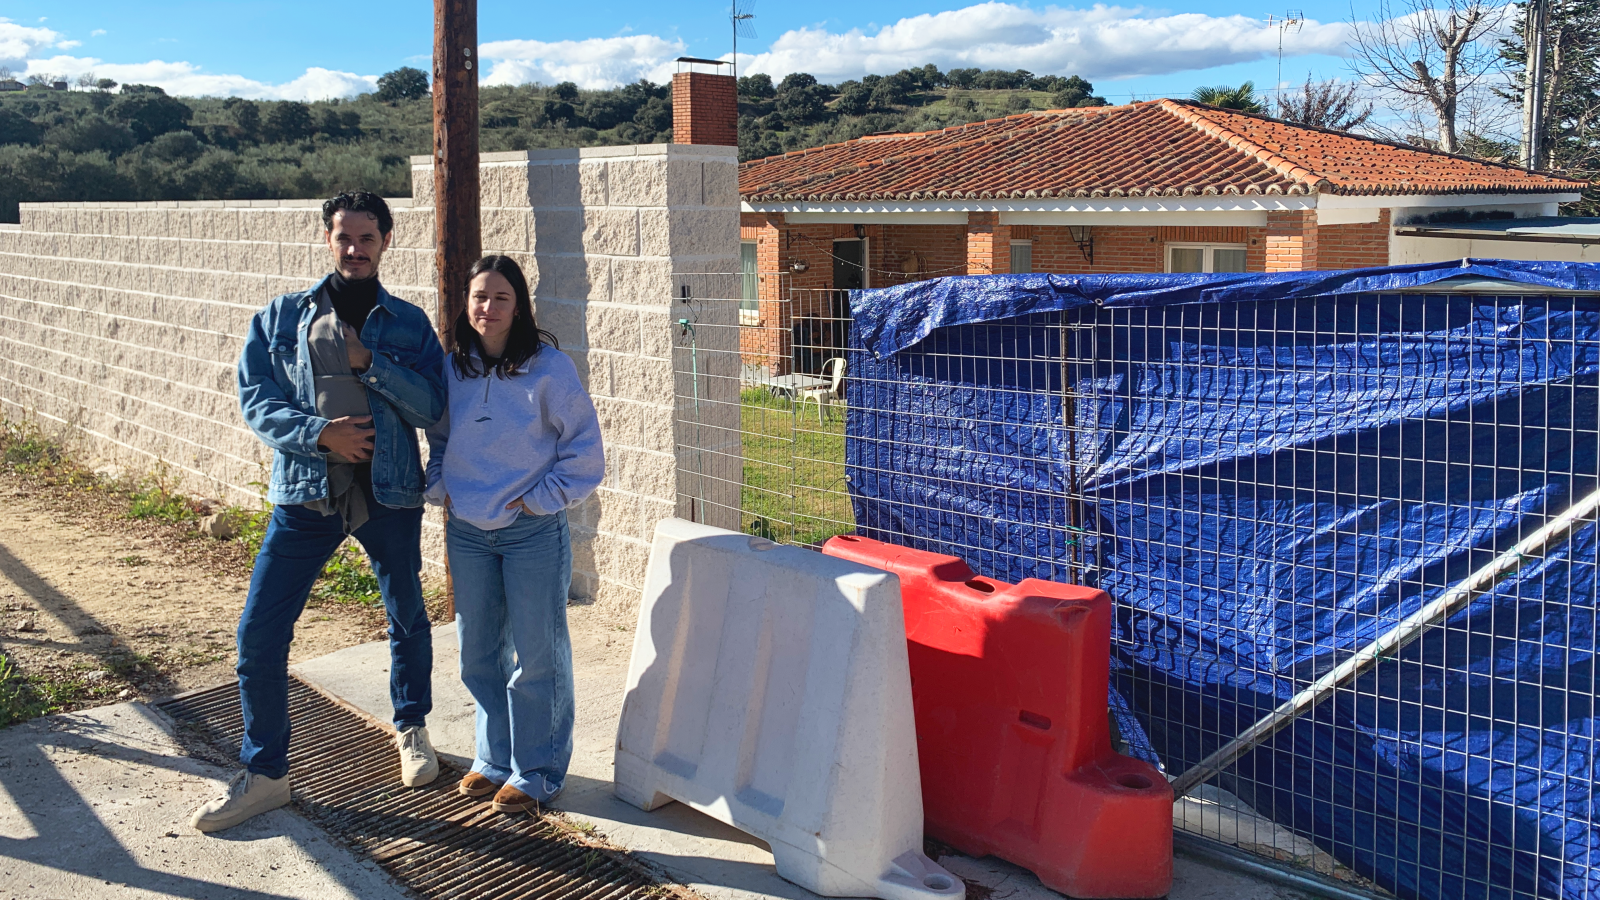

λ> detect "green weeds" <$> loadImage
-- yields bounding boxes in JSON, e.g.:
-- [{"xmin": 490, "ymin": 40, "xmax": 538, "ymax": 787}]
[
  {"xmin": 0, "ymin": 654, "xmax": 46, "ymax": 727},
  {"xmin": 312, "ymin": 543, "xmax": 384, "ymax": 606},
  {"xmin": 127, "ymin": 467, "xmax": 199, "ymax": 522}
]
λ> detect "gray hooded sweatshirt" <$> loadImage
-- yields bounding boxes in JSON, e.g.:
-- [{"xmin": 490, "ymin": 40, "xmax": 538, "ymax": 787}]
[{"xmin": 423, "ymin": 346, "xmax": 604, "ymax": 530}]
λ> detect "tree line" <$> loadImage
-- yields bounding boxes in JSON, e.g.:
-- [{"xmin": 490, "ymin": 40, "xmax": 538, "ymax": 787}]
[
  {"xmin": 4, "ymin": 7, "xmax": 1597, "ymax": 224},
  {"xmin": 0, "ymin": 63, "xmax": 1126, "ymax": 221},
  {"xmin": 0, "ymin": 68, "xmax": 672, "ymax": 223}
]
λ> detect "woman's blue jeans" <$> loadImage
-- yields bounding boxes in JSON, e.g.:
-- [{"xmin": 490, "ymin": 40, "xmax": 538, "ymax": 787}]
[{"xmin": 447, "ymin": 509, "xmax": 574, "ymax": 801}]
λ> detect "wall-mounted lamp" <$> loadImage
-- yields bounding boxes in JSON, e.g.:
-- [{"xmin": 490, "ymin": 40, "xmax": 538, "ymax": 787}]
[
  {"xmin": 1068, "ymin": 224, "xmax": 1095, "ymax": 264},
  {"xmin": 790, "ymin": 259, "xmax": 810, "ymax": 273},
  {"xmin": 853, "ymin": 223, "xmax": 867, "ymax": 239}
]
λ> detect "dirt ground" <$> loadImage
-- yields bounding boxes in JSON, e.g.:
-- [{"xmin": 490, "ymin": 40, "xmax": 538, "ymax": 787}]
[
  {"xmin": 0, "ymin": 470, "xmax": 401, "ymax": 709},
  {"xmin": 0, "ymin": 467, "xmax": 637, "ymax": 724}
]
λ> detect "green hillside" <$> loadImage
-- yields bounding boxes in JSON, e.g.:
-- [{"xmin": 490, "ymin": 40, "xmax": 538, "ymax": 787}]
[{"xmin": 0, "ymin": 65, "xmax": 1105, "ymax": 222}]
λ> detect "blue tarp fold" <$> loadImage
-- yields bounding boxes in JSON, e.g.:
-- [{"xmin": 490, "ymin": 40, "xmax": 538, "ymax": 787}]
[
  {"xmin": 854, "ymin": 259, "xmax": 1600, "ymax": 358},
  {"xmin": 843, "ymin": 262, "xmax": 1600, "ymax": 900}
]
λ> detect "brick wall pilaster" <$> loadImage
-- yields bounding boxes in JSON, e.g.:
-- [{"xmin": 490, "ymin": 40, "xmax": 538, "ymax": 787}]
[
  {"xmin": 1266, "ymin": 210, "xmax": 1319, "ymax": 272},
  {"xmin": 967, "ymin": 211, "xmax": 1010, "ymax": 275}
]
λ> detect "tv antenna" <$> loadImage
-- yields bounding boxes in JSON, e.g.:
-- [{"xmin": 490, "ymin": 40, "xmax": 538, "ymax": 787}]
[
  {"xmin": 732, "ymin": 0, "xmax": 757, "ymax": 80},
  {"xmin": 1267, "ymin": 11, "xmax": 1304, "ymax": 107}
]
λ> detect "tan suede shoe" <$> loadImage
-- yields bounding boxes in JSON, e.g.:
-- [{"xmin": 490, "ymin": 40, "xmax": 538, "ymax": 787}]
[
  {"xmin": 491, "ymin": 784, "xmax": 539, "ymax": 814},
  {"xmin": 458, "ymin": 772, "xmax": 501, "ymax": 799}
]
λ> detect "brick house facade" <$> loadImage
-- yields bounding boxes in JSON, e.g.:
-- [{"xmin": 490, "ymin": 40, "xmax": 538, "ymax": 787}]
[{"xmin": 728, "ymin": 98, "xmax": 1586, "ymax": 372}]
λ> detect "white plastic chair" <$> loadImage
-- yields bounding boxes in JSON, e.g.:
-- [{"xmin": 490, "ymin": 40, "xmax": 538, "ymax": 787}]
[{"xmin": 799, "ymin": 357, "xmax": 846, "ymax": 422}]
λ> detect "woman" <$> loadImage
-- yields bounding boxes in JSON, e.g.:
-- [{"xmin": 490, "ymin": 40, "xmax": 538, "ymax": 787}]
[{"xmin": 425, "ymin": 255, "xmax": 604, "ymax": 813}]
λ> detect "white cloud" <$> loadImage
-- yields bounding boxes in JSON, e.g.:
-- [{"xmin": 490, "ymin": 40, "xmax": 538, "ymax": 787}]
[
  {"xmin": 479, "ymin": 34, "xmax": 686, "ymax": 89},
  {"xmin": 1, "ymin": 2, "xmax": 1356, "ymax": 101},
  {"xmin": 91, "ymin": 29, "xmax": 106, "ymax": 37},
  {"xmin": 0, "ymin": 19, "xmax": 66, "ymax": 68},
  {"xmin": 743, "ymin": 2, "xmax": 1351, "ymax": 83},
  {"xmin": 20, "ymin": 55, "xmax": 377, "ymax": 99}
]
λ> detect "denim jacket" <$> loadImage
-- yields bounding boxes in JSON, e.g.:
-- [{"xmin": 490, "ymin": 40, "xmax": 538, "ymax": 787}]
[{"xmin": 237, "ymin": 274, "xmax": 446, "ymax": 508}]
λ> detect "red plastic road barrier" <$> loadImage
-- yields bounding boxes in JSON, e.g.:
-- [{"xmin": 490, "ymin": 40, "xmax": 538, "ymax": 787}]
[{"xmin": 823, "ymin": 535, "xmax": 1173, "ymax": 899}]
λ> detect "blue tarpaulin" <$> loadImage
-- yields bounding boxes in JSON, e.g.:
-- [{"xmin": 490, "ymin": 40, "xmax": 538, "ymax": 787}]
[{"xmin": 843, "ymin": 261, "xmax": 1600, "ymax": 900}]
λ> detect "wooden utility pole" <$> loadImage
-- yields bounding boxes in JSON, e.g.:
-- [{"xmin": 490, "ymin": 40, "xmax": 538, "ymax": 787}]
[
  {"xmin": 434, "ymin": 0, "xmax": 480, "ymax": 337},
  {"xmin": 434, "ymin": 0, "xmax": 479, "ymax": 619}
]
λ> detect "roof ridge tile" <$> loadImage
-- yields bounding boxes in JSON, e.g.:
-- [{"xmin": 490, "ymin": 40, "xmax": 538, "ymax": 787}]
[{"xmin": 1158, "ymin": 99, "xmax": 1329, "ymax": 192}]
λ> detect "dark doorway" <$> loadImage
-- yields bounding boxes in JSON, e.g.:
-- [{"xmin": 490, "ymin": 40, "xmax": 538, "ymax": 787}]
[
  {"xmin": 794, "ymin": 239, "xmax": 862, "ymax": 375},
  {"xmin": 833, "ymin": 238, "xmax": 864, "ymax": 293}
]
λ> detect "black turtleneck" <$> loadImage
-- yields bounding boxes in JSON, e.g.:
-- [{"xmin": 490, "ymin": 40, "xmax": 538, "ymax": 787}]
[{"xmin": 327, "ymin": 271, "xmax": 379, "ymax": 332}]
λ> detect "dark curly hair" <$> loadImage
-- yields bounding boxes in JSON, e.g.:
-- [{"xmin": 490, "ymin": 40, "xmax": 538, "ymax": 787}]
[
  {"xmin": 321, "ymin": 190, "xmax": 393, "ymax": 236},
  {"xmin": 451, "ymin": 255, "xmax": 559, "ymax": 380}
]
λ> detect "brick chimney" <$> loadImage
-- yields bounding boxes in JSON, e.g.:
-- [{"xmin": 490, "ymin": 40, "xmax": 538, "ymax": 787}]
[{"xmin": 672, "ymin": 71, "xmax": 738, "ymax": 146}]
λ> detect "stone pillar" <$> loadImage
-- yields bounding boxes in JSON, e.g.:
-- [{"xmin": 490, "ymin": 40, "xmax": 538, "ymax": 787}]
[
  {"xmin": 1265, "ymin": 210, "xmax": 1319, "ymax": 272},
  {"xmin": 967, "ymin": 211, "xmax": 1011, "ymax": 275},
  {"xmin": 411, "ymin": 145, "xmax": 741, "ymax": 615}
]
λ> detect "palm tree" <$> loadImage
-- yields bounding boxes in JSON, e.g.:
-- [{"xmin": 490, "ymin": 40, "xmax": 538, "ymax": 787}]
[{"xmin": 1190, "ymin": 82, "xmax": 1264, "ymax": 113}]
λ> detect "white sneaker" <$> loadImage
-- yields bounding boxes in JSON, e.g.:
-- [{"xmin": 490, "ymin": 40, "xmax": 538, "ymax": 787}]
[
  {"xmin": 189, "ymin": 770, "xmax": 291, "ymax": 833},
  {"xmin": 397, "ymin": 725, "xmax": 439, "ymax": 787}
]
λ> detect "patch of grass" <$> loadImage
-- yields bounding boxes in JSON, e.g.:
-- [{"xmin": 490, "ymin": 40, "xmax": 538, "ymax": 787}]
[
  {"xmin": 104, "ymin": 648, "xmax": 157, "ymax": 682},
  {"xmin": 127, "ymin": 466, "xmax": 198, "ymax": 522},
  {"xmin": 313, "ymin": 542, "xmax": 384, "ymax": 606},
  {"xmin": 117, "ymin": 554, "xmax": 149, "ymax": 567},
  {"xmin": 0, "ymin": 418, "xmax": 73, "ymax": 478},
  {"xmin": 235, "ymin": 507, "xmax": 271, "ymax": 556},
  {"xmin": 0, "ymin": 655, "xmax": 121, "ymax": 725},
  {"xmin": 738, "ymin": 387, "xmax": 854, "ymax": 547},
  {"xmin": 0, "ymin": 655, "xmax": 47, "ymax": 727}
]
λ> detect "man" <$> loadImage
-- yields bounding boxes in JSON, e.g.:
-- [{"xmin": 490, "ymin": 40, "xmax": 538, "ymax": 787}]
[{"xmin": 191, "ymin": 191, "xmax": 446, "ymax": 832}]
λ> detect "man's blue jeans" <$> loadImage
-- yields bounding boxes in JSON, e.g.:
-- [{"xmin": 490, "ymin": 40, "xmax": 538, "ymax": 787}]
[
  {"xmin": 237, "ymin": 487, "xmax": 432, "ymax": 779},
  {"xmin": 447, "ymin": 510, "xmax": 574, "ymax": 801}
]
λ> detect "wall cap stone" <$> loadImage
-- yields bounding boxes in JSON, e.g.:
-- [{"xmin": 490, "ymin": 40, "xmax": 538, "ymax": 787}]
[
  {"xmin": 18, "ymin": 198, "xmax": 416, "ymax": 211},
  {"xmin": 408, "ymin": 144, "xmax": 738, "ymax": 168}
]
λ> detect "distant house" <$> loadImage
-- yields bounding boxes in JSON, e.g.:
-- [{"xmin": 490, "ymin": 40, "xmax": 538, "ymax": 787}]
[
  {"xmin": 0, "ymin": 81, "xmax": 22, "ymax": 92},
  {"xmin": 734, "ymin": 99, "xmax": 1592, "ymax": 370},
  {"xmin": 51, "ymin": 81, "xmax": 68, "ymax": 91}
]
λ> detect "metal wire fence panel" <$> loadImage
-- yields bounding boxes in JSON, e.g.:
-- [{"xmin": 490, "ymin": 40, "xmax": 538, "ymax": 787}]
[{"xmin": 672, "ymin": 278, "xmax": 1600, "ymax": 900}]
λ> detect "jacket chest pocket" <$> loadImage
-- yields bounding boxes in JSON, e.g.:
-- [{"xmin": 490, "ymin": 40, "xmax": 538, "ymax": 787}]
[{"xmin": 267, "ymin": 338, "xmax": 300, "ymax": 393}]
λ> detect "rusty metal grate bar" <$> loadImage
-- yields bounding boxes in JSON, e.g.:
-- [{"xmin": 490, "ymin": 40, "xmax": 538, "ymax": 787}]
[{"xmin": 156, "ymin": 678, "xmax": 687, "ymax": 900}]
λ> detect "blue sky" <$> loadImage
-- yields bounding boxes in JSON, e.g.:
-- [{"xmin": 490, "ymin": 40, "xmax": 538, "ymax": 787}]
[{"xmin": 3, "ymin": 0, "xmax": 1378, "ymax": 101}]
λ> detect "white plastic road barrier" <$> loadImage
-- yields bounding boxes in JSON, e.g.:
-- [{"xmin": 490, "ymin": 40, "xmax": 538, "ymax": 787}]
[{"xmin": 614, "ymin": 518, "xmax": 964, "ymax": 900}]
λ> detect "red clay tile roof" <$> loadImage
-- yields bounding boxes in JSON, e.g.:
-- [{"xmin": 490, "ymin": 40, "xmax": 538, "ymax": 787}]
[{"xmin": 739, "ymin": 99, "xmax": 1589, "ymax": 202}]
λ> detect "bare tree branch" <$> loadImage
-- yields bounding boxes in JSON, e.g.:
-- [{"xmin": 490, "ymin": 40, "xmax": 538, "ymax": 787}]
[{"xmin": 1348, "ymin": 0, "xmax": 1508, "ymax": 152}]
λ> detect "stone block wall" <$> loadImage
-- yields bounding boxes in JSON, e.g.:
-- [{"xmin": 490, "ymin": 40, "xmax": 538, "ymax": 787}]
[
  {"xmin": 0, "ymin": 198, "xmax": 437, "ymax": 509},
  {"xmin": 0, "ymin": 143, "xmax": 741, "ymax": 616}
]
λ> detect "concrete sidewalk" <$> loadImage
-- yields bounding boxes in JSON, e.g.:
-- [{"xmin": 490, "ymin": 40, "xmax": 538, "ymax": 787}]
[
  {"xmin": 0, "ymin": 609, "xmax": 1320, "ymax": 900},
  {"xmin": 293, "ymin": 614, "xmax": 1317, "ymax": 900},
  {"xmin": 0, "ymin": 701, "xmax": 408, "ymax": 899}
]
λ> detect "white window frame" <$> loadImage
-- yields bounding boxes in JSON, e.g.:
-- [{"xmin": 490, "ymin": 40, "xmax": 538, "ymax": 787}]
[
  {"xmin": 1165, "ymin": 242, "xmax": 1249, "ymax": 273},
  {"xmin": 1009, "ymin": 239, "xmax": 1034, "ymax": 274},
  {"xmin": 740, "ymin": 241, "xmax": 760, "ymax": 326}
]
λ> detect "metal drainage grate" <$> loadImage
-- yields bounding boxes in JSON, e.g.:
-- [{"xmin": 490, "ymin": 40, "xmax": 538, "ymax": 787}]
[{"xmin": 157, "ymin": 677, "xmax": 686, "ymax": 900}]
